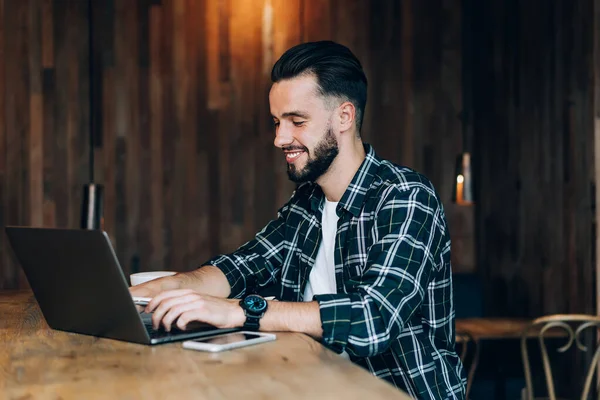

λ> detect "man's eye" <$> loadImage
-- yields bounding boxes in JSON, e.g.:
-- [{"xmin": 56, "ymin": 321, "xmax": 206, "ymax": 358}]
[
  {"xmin": 293, "ymin": 121, "xmax": 305, "ymax": 127},
  {"xmin": 273, "ymin": 121, "xmax": 280, "ymax": 127}
]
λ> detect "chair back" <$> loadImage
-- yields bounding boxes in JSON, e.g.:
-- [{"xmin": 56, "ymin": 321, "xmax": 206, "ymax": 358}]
[
  {"xmin": 455, "ymin": 330, "xmax": 478, "ymax": 399},
  {"xmin": 520, "ymin": 314, "xmax": 600, "ymax": 400}
]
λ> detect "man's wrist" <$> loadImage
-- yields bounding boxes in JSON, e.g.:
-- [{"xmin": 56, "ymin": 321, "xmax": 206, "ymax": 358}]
[
  {"xmin": 157, "ymin": 275, "xmax": 182, "ymax": 291},
  {"xmin": 188, "ymin": 266, "xmax": 231, "ymax": 298},
  {"xmin": 230, "ymin": 299, "xmax": 248, "ymax": 328}
]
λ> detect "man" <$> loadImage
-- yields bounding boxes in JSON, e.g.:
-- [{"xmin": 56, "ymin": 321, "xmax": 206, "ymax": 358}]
[{"xmin": 131, "ymin": 41, "xmax": 466, "ymax": 399}]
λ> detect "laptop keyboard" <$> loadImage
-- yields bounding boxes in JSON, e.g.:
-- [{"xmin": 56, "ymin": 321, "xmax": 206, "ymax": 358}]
[
  {"xmin": 140, "ymin": 313, "xmax": 217, "ymax": 339},
  {"xmin": 140, "ymin": 313, "xmax": 177, "ymax": 338},
  {"xmin": 144, "ymin": 321, "xmax": 179, "ymax": 339}
]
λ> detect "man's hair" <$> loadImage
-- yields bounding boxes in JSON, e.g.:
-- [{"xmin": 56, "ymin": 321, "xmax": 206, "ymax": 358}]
[{"xmin": 271, "ymin": 41, "xmax": 368, "ymax": 133}]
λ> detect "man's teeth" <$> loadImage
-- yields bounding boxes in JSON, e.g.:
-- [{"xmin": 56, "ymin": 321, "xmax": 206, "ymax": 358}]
[{"xmin": 286, "ymin": 151, "xmax": 303, "ymax": 159}]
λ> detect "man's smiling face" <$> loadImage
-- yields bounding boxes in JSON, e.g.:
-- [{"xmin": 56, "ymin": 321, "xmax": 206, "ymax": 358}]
[{"xmin": 269, "ymin": 74, "xmax": 339, "ymax": 183}]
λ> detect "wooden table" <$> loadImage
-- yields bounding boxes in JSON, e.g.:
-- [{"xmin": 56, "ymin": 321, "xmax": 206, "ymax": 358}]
[
  {"xmin": 0, "ymin": 291, "xmax": 411, "ymax": 399},
  {"xmin": 455, "ymin": 317, "xmax": 567, "ymax": 399},
  {"xmin": 456, "ymin": 317, "xmax": 552, "ymax": 340}
]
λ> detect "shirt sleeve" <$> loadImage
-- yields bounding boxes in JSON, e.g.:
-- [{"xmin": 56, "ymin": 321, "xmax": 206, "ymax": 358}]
[
  {"xmin": 314, "ymin": 186, "xmax": 446, "ymax": 358},
  {"xmin": 202, "ymin": 195, "xmax": 294, "ymax": 299}
]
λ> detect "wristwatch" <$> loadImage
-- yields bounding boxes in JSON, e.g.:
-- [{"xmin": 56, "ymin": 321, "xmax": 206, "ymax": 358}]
[{"xmin": 239, "ymin": 294, "xmax": 268, "ymax": 331}]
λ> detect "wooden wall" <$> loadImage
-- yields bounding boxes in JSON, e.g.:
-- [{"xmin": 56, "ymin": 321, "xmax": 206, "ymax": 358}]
[
  {"xmin": 471, "ymin": 0, "xmax": 598, "ymax": 316},
  {"xmin": 0, "ymin": 0, "xmax": 91, "ymax": 288},
  {"xmin": 1, "ymin": 0, "xmax": 598, "ymax": 321},
  {"xmin": 596, "ymin": 0, "xmax": 600, "ymax": 317},
  {"xmin": 0, "ymin": 0, "xmax": 472, "ymax": 290}
]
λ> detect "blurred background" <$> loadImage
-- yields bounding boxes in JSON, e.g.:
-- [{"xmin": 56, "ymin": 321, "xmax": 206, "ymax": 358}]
[{"xmin": 0, "ymin": 1, "xmax": 598, "ymax": 398}]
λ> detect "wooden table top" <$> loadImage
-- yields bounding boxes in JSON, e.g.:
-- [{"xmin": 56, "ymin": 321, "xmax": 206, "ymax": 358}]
[
  {"xmin": 455, "ymin": 317, "xmax": 566, "ymax": 340},
  {"xmin": 455, "ymin": 317, "xmax": 532, "ymax": 340},
  {"xmin": 0, "ymin": 291, "xmax": 411, "ymax": 400}
]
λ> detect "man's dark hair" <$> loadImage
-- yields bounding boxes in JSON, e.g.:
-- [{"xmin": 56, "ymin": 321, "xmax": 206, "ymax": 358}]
[{"xmin": 271, "ymin": 41, "xmax": 368, "ymax": 133}]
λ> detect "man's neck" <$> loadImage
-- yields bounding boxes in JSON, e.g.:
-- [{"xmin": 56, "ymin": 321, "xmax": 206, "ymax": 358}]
[{"xmin": 317, "ymin": 140, "xmax": 366, "ymax": 202}]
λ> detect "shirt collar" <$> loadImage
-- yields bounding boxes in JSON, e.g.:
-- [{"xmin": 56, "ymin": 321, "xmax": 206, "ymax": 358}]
[{"xmin": 308, "ymin": 143, "xmax": 380, "ymax": 218}]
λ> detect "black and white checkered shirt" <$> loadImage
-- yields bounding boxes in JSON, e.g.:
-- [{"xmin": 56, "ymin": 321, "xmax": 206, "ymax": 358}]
[{"xmin": 206, "ymin": 144, "xmax": 467, "ymax": 399}]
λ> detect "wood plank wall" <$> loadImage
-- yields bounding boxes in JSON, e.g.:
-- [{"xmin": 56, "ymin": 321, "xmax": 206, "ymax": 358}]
[
  {"xmin": 0, "ymin": 0, "xmax": 472, "ymax": 290},
  {"xmin": 3, "ymin": 0, "xmax": 597, "ymax": 320},
  {"xmin": 0, "ymin": 0, "xmax": 90, "ymax": 288},
  {"xmin": 471, "ymin": 0, "xmax": 597, "ymax": 316},
  {"xmin": 595, "ymin": 0, "xmax": 600, "ymax": 317}
]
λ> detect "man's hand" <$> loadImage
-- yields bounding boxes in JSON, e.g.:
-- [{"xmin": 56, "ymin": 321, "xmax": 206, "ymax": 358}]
[
  {"xmin": 145, "ymin": 289, "xmax": 245, "ymax": 332},
  {"xmin": 129, "ymin": 275, "xmax": 181, "ymax": 296},
  {"xmin": 129, "ymin": 283, "xmax": 157, "ymax": 299},
  {"xmin": 129, "ymin": 276, "xmax": 182, "ymax": 312},
  {"xmin": 128, "ymin": 266, "xmax": 232, "ymax": 303}
]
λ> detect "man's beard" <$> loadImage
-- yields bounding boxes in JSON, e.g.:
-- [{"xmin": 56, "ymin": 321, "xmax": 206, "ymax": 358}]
[{"xmin": 287, "ymin": 127, "xmax": 339, "ymax": 183}]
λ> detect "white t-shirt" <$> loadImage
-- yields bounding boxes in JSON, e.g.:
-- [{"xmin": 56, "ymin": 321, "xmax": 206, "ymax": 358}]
[
  {"xmin": 303, "ymin": 199, "xmax": 339, "ymax": 300},
  {"xmin": 303, "ymin": 200, "xmax": 350, "ymax": 360}
]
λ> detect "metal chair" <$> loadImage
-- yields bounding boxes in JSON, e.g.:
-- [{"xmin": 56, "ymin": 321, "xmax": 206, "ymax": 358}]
[
  {"xmin": 456, "ymin": 330, "xmax": 479, "ymax": 399},
  {"xmin": 520, "ymin": 314, "xmax": 600, "ymax": 400},
  {"xmin": 453, "ymin": 272, "xmax": 483, "ymax": 399}
]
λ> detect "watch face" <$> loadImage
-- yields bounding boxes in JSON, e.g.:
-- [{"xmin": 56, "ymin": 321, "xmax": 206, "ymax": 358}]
[{"xmin": 243, "ymin": 295, "xmax": 267, "ymax": 313}]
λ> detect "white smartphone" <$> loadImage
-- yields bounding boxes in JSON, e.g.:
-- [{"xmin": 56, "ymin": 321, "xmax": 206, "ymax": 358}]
[{"xmin": 182, "ymin": 331, "xmax": 276, "ymax": 352}]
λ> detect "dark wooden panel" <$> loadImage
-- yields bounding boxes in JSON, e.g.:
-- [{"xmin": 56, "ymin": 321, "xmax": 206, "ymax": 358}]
[
  {"xmin": 29, "ymin": 0, "xmax": 43, "ymax": 228},
  {"xmin": 217, "ymin": 0, "xmax": 230, "ymax": 83},
  {"xmin": 0, "ymin": 0, "xmax": 516, "ymax": 289},
  {"xmin": 40, "ymin": 2, "xmax": 55, "ymax": 227},
  {"xmin": 170, "ymin": 0, "xmax": 188, "ymax": 271},
  {"xmin": 137, "ymin": 0, "xmax": 152, "ymax": 271},
  {"xmin": 0, "ymin": 0, "xmax": 595, "ymax": 336},
  {"xmin": 41, "ymin": 0, "xmax": 53, "ymax": 68},
  {"xmin": 190, "ymin": 0, "xmax": 211, "ymax": 266},
  {"xmin": 369, "ymin": 0, "xmax": 403, "ymax": 164},
  {"xmin": 205, "ymin": 0, "xmax": 223, "ymax": 257},
  {"xmin": 271, "ymin": 0, "xmax": 300, "ymax": 210},
  {"xmin": 112, "ymin": 0, "xmax": 141, "ymax": 276},
  {"xmin": 0, "ymin": 0, "xmax": 8, "ymax": 287},
  {"xmin": 253, "ymin": 0, "xmax": 277, "ymax": 248},
  {"xmin": 100, "ymin": 68, "xmax": 116, "ymax": 241},
  {"xmin": 213, "ymin": 0, "xmax": 235, "ymax": 252},
  {"xmin": 51, "ymin": 0, "xmax": 68, "ymax": 229},
  {"xmin": 231, "ymin": 0, "xmax": 263, "ymax": 245},
  {"xmin": 595, "ymin": 0, "xmax": 600, "ymax": 319},
  {"xmin": 333, "ymin": 0, "xmax": 370, "ymax": 138},
  {"xmin": 67, "ymin": 0, "xmax": 89, "ymax": 231},
  {"xmin": 364, "ymin": 0, "xmax": 390, "ymax": 157},
  {"xmin": 3, "ymin": 0, "xmax": 29, "ymax": 288},
  {"xmin": 472, "ymin": 0, "xmax": 596, "ymax": 317},
  {"xmin": 42, "ymin": 68, "xmax": 56, "ymax": 228},
  {"xmin": 147, "ymin": 3, "xmax": 165, "ymax": 270},
  {"xmin": 158, "ymin": 0, "xmax": 175, "ymax": 271},
  {"xmin": 303, "ymin": 0, "xmax": 331, "ymax": 42},
  {"xmin": 47, "ymin": 0, "xmax": 89, "ymax": 228}
]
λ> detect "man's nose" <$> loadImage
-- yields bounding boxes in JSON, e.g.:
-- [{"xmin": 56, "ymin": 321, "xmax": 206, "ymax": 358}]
[{"xmin": 273, "ymin": 126, "xmax": 294, "ymax": 148}]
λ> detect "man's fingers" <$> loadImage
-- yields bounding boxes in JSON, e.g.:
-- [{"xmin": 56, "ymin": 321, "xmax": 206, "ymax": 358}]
[
  {"xmin": 161, "ymin": 302, "xmax": 203, "ymax": 331},
  {"xmin": 130, "ymin": 286, "xmax": 154, "ymax": 312},
  {"xmin": 176, "ymin": 310, "xmax": 205, "ymax": 331},
  {"xmin": 151, "ymin": 293, "xmax": 199, "ymax": 329},
  {"xmin": 146, "ymin": 289, "xmax": 195, "ymax": 313}
]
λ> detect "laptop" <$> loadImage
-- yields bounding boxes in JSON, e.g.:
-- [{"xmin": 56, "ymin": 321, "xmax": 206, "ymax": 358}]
[{"xmin": 5, "ymin": 226, "xmax": 238, "ymax": 344}]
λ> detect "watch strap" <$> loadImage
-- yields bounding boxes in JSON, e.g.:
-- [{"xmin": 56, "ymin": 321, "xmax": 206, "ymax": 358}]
[{"xmin": 242, "ymin": 312, "xmax": 262, "ymax": 331}]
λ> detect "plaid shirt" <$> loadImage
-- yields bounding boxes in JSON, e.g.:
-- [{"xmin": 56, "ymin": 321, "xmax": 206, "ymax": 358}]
[{"xmin": 206, "ymin": 144, "xmax": 466, "ymax": 399}]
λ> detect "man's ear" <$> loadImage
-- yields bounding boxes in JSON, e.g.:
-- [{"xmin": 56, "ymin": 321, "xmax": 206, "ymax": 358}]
[{"xmin": 338, "ymin": 101, "xmax": 356, "ymax": 133}]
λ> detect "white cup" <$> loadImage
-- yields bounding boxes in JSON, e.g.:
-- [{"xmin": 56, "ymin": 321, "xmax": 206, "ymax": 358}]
[{"xmin": 130, "ymin": 271, "xmax": 176, "ymax": 286}]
